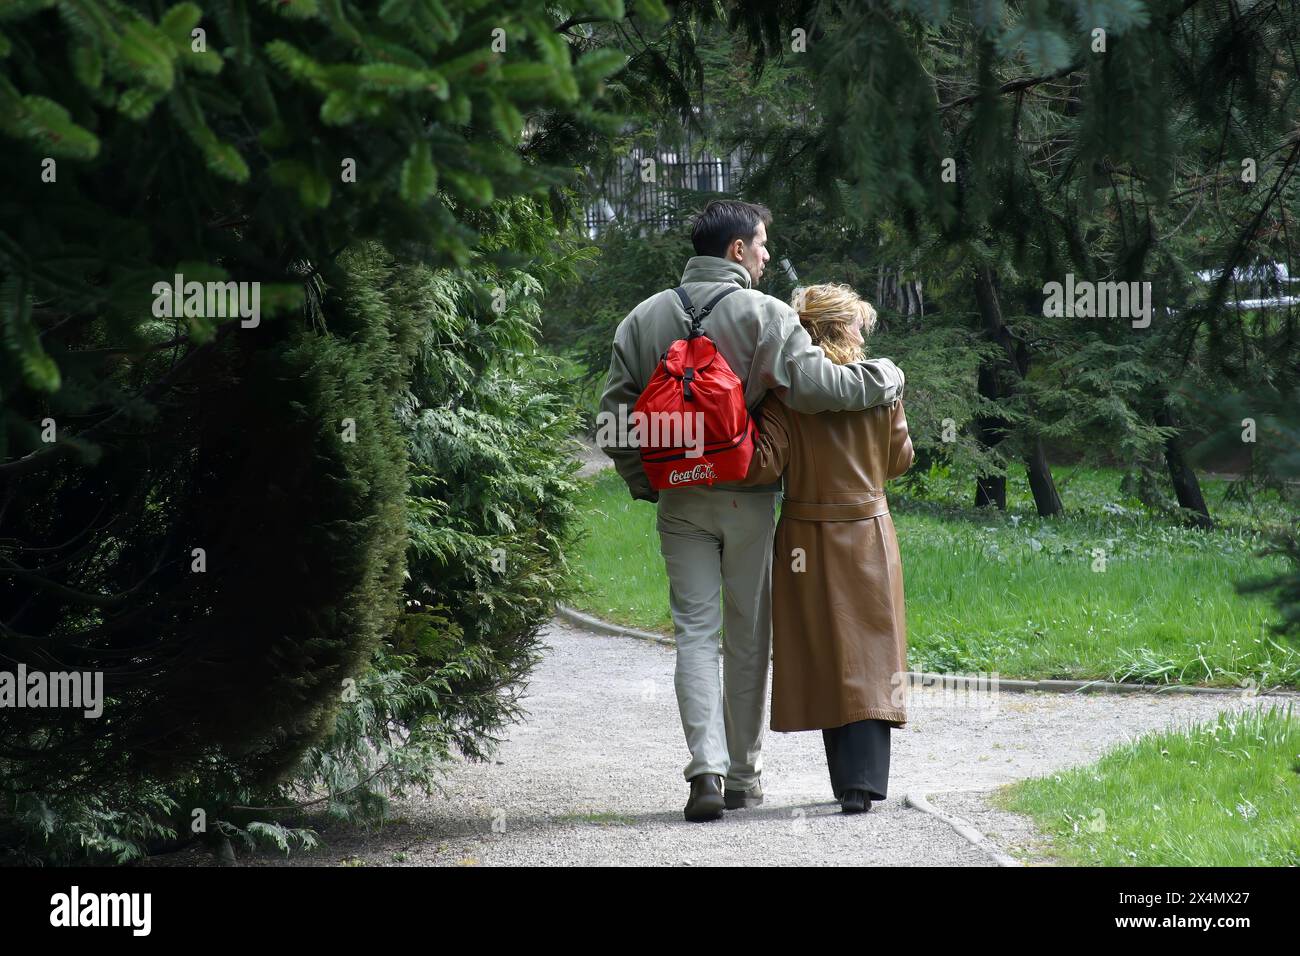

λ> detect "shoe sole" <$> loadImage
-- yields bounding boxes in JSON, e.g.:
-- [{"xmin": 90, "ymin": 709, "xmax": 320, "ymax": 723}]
[
  {"xmin": 684, "ymin": 797, "xmax": 725, "ymax": 822},
  {"xmin": 724, "ymin": 795, "xmax": 763, "ymax": 810}
]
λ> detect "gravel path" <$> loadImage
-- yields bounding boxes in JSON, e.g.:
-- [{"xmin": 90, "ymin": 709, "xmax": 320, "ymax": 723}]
[
  {"xmin": 569, "ymin": 433, "xmax": 612, "ymax": 479},
  {"xmin": 179, "ymin": 616, "xmax": 1282, "ymax": 868}
]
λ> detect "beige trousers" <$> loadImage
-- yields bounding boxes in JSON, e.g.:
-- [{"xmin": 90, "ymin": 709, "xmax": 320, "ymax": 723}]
[{"xmin": 656, "ymin": 485, "xmax": 779, "ymax": 790}]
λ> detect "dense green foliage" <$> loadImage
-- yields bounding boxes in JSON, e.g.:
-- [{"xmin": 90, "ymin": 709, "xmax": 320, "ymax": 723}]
[
  {"xmin": 0, "ymin": 237, "xmax": 420, "ymax": 861},
  {"xmin": 722, "ymin": 0, "xmax": 1300, "ymax": 519},
  {"xmin": 256, "ymin": 223, "xmax": 587, "ymax": 835},
  {"xmin": 0, "ymin": 0, "xmax": 638, "ymax": 863},
  {"xmin": 0, "ymin": 205, "xmax": 590, "ymax": 864}
]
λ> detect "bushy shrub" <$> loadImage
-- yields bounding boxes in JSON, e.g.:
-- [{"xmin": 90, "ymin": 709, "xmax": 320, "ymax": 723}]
[
  {"xmin": 234, "ymin": 215, "xmax": 587, "ymax": 836},
  {"xmin": 0, "ymin": 244, "xmax": 417, "ymax": 863},
  {"xmin": 2, "ymin": 222, "xmax": 588, "ymax": 862}
]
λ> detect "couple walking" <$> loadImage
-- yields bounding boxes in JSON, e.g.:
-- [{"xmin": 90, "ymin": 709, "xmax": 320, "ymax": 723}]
[{"xmin": 599, "ymin": 199, "xmax": 915, "ymax": 821}]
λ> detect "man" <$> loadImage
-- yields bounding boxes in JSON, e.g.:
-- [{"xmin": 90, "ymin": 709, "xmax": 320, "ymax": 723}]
[{"xmin": 598, "ymin": 200, "xmax": 905, "ymax": 822}]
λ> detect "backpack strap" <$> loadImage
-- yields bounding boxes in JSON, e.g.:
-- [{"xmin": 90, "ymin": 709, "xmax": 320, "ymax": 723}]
[
  {"xmin": 673, "ymin": 286, "xmax": 695, "ymax": 317},
  {"xmin": 673, "ymin": 284, "xmax": 742, "ymax": 339}
]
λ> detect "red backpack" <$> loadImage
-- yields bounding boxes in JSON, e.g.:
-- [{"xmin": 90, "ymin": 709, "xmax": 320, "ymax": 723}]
[{"xmin": 635, "ymin": 285, "xmax": 758, "ymax": 490}]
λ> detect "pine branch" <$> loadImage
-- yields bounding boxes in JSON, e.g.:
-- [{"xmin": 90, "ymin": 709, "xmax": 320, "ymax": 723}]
[{"xmin": 939, "ymin": 61, "xmax": 1084, "ymax": 111}]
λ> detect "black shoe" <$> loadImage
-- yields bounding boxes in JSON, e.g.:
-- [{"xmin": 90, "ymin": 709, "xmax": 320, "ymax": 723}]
[
  {"xmin": 684, "ymin": 774, "xmax": 725, "ymax": 822},
  {"xmin": 840, "ymin": 789, "xmax": 870, "ymax": 814},
  {"xmin": 724, "ymin": 781, "xmax": 763, "ymax": 810}
]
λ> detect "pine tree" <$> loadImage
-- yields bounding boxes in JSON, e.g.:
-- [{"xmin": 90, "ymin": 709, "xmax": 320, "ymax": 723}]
[
  {"xmin": 704, "ymin": 0, "xmax": 1298, "ymax": 525},
  {"xmin": 0, "ymin": 0, "xmax": 650, "ymax": 862}
]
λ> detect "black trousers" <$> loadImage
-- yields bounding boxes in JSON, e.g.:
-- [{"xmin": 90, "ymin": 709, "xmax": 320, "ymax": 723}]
[{"xmin": 822, "ymin": 718, "xmax": 891, "ymax": 802}]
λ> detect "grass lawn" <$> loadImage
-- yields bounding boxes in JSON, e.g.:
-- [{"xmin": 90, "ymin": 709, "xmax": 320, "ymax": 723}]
[
  {"xmin": 993, "ymin": 703, "xmax": 1300, "ymax": 865},
  {"xmin": 569, "ymin": 465, "xmax": 1300, "ymax": 689}
]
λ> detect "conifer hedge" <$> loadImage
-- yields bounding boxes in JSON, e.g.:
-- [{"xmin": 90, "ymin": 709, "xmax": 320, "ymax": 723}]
[{"xmin": 0, "ymin": 0, "xmax": 632, "ymax": 862}]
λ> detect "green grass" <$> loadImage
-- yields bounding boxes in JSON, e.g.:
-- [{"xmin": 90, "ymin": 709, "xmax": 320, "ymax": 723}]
[
  {"xmin": 570, "ymin": 471, "xmax": 674, "ymax": 633},
  {"xmin": 994, "ymin": 704, "xmax": 1300, "ymax": 865},
  {"xmin": 570, "ymin": 465, "xmax": 1300, "ymax": 688}
]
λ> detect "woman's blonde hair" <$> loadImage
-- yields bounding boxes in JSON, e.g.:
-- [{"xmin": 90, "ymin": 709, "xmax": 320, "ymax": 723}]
[{"xmin": 791, "ymin": 283, "xmax": 877, "ymax": 365}]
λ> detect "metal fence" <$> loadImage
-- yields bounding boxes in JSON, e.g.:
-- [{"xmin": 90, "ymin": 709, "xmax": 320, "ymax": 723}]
[{"xmin": 583, "ymin": 140, "xmax": 738, "ymax": 236}]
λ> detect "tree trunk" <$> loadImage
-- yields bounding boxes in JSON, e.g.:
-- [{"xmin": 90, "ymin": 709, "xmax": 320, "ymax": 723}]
[
  {"xmin": 972, "ymin": 359, "xmax": 1008, "ymax": 509},
  {"xmin": 971, "ymin": 266, "xmax": 1064, "ymax": 515},
  {"xmin": 1024, "ymin": 437, "xmax": 1064, "ymax": 516},
  {"xmin": 1154, "ymin": 405, "xmax": 1214, "ymax": 529},
  {"xmin": 877, "ymin": 265, "xmax": 924, "ymax": 316}
]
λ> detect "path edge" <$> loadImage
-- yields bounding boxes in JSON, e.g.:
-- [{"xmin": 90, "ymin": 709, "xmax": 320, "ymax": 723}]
[
  {"xmin": 554, "ymin": 604, "xmax": 1300, "ymax": 700},
  {"xmin": 905, "ymin": 790, "xmax": 1023, "ymax": 867},
  {"xmin": 555, "ymin": 603, "xmax": 676, "ymax": 647}
]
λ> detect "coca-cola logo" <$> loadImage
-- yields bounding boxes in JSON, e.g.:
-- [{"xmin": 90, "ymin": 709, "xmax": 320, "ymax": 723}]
[{"xmin": 668, "ymin": 461, "xmax": 716, "ymax": 484}]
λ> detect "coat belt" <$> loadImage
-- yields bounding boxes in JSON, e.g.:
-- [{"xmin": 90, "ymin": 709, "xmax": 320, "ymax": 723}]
[{"xmin": 779, "ymin": 495, "xmax": 889, "ymax": 522}]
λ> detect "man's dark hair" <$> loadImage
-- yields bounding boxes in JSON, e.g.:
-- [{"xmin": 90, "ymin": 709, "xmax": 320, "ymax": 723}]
[{"xmin": 690, "ymin": 199, "xmax": 772, "ymax": 258}]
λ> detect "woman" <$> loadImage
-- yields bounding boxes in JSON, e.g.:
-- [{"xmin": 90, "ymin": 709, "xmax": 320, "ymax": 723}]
[{"xmin": 740, "ymin": 283, "xmax": 914, "ymax": 814}]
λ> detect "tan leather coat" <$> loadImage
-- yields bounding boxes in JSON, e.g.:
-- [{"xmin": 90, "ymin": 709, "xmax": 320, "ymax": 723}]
[{"xmin": 741, "ymin": 391, "xmax": 914, "ymax": 730}]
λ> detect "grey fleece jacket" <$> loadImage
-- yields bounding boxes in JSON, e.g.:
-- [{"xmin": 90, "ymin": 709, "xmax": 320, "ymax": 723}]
[{"xmin": 598, "ymin": 255, "xmax": 906, "ymax": 503}]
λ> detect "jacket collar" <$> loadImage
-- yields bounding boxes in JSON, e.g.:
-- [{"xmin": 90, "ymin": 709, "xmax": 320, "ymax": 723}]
[{"xmin": 680, "ymin": 255, "xmax": 753, "ymax": 290}]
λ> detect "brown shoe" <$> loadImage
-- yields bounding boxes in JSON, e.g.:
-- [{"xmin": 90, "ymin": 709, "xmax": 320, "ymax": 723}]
[
  {"xmin": 724, "ymin": 781, "xmax": 763, "ymax": 810},
  {"xmin": 684, "ymin": 773, "xmax": 725, "ymax": 822}
]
